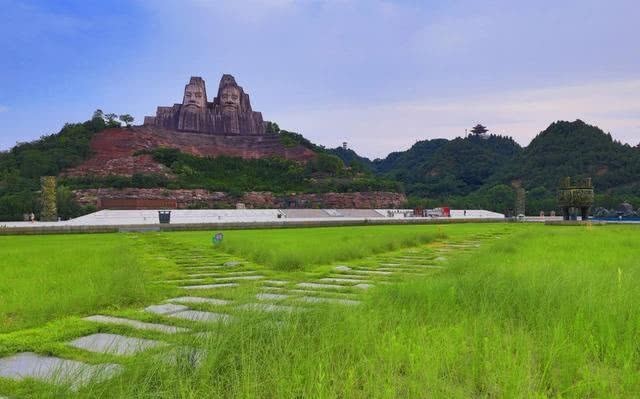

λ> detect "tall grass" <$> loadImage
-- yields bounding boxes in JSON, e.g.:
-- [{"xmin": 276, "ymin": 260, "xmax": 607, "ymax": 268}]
[
  {"xmin": 205, "ymin": 225, "xmax": 444, "ymax": 270},
  {"xmin": 0, "ymin": 234, "xmax": 161, "ymax": 333},
  {"xmin": 72, "ymin": 224, "xmax": 640, "ymax": 398}
]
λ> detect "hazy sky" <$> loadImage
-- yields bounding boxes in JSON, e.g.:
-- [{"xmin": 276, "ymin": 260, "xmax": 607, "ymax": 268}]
[{"xmin": 1, "ymin": 0, "xmax": 638, "ymax": 158}]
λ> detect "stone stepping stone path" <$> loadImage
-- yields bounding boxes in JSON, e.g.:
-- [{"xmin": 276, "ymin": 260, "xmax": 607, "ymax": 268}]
[
  {"xmin": 328, "ymin": 273, "xmax": 377, "ymax": 280},
  {"xmin": 145, "ymin": 303, "xmax": 189, "ymax": 315},
  {"xmin": 183, "ymin": 283, "xmax": 239, "ymax": 290},
  {"xmin": 348, "ymin": 269, "xmax": 393, "ymax": 275},
  {"xmin": 144, "ymin": 299, "xmax": 233, "ymax": 324},
  {"xmin": 68, "ymin": 333, "xmax": 166, "ymax": 356},
  {"xmin": 297, "ymin": 282, "xmax": 352, "ymax": 291},
  {"xmin": 188, "ymin": 271, "xmax": 257, "ymax": 278},
  {"xmin": 223, "ymin": 261, "xmax": 243, "ymax": 267},
  {"xmin": 83, "ymin": 315, "xmax": 189, "ymax": 334},
  {"xmin": 238, "ymin": 303, "xmax": 302, "ymax": 313},
  {"xmin": 0, "ymin": 233, "xmax": 500, "ymax": 395},
  {"xmin": 166, "ymin": 296, "xmax": 231, "ymax": 306},
  {"xmin": 262, "ymin": 286, "xmax": 286, "ymax": 291},
  {"xmin": 182, "ymin": 266, "xmax": 230, "ymax": 271},
  {"xmin": 297, "ymin": 296, "xmax": 361, "ymax": 306},
  {"xmin": 0, "ymin": 352, "xmax": 122, "ymax": 389},
  {"xmin": 318, "ymin": 277, "xmax": 370, "ymax": 284},
  {"xmin": 212, "ymin": 275, "xmax": 265, "ymax": 282},
  {"xmin": 168, "ymin": 310, "xmax": 233, "ymax": 324},
  {"xmin": 296, "ymin": 282, "xmax": 374, "ymax": 291},
  {"xmin": 163, "ymin": 278, "xmax": 209, "ymax": 284},
  {"xmin": 263, "ymin": 280, "xmax": 288, "ymax": 286},
  {"xmin": 256, "ymin": 293, "xmax": 289, "ymax": 301}
]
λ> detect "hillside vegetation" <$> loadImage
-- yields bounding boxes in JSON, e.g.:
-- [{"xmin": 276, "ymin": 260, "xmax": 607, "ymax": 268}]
[
  {"xmin": 328, "ymin": 120, "xmax": 640, "ymax": 214},
  {"xmin": 0, "ymin": 117, "xmax": 117, "ymax": 220},
  {"xmin": 2, "ymin": 116, "xmax": 639, "ymax": 220}
]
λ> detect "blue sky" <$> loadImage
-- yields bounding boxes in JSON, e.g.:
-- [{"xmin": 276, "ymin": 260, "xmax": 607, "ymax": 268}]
[{"xmin": 1, "ymin": 0, "xmax": 638, "ymax": 158}]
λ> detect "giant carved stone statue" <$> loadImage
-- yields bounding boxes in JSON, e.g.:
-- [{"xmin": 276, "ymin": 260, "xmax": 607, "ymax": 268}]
[{"xmin": 144, "ymin": 74, "xmax": 265, "ymax": 135}]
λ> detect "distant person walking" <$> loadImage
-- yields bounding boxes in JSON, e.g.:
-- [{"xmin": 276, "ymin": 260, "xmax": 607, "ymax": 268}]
[{"xmin": 29, "ymin": 212, "xmax": 35, "ymax": 223}]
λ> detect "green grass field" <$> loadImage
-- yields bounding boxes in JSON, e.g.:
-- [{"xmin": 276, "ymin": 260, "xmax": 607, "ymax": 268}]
[
  {"xmin": 175, "ymin": 225, "xmax": 451, "ymax": 270},
  {"xmin": 0, "ymin": 234, "xmax": 173, "ymax": 333},
  {"xmin": 1, "ymin": 223, "xmax": 639, "ymax": 398}
]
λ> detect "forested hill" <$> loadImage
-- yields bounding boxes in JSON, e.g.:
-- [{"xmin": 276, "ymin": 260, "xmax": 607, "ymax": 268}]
[
  {"xmin": 328, "ymin": 120, "xmax": 640, "ymax": 212},
  {"xmin": 374, "ymin": 135, "xmax": 522, "ymax": 197},
  {"xmin": 495, "ymin": 120, "xmax": 640, "ymax": 192},
  {"xmin": 2, "ymin": 116, "xmax": 638, "ymax": 220}
]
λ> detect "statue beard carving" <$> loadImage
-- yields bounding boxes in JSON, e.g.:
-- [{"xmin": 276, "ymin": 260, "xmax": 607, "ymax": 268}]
[{"xmin": 218, "ymin": 86, "xmax": 241, "ymax": 134}]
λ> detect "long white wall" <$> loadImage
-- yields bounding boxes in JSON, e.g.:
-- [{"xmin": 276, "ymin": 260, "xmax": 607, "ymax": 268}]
[{"xmin": 0, "ymin": 209, "xmax": 505, "ymax": 228}]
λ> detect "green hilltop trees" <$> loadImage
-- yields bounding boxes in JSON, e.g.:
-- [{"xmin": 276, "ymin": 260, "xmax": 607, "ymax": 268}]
[{"xmin": 1, "ymin": 115, "xmax": 639, "ymax": 221}]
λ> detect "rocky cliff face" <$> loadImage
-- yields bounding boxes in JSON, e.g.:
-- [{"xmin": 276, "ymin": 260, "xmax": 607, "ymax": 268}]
[
  {"xmin": 63, "ymin": 125, "xmax": 316, "ymax": 177},
  {"xmin": 73, "ymin": 188, "xmax": 407, "ymax": 209}
]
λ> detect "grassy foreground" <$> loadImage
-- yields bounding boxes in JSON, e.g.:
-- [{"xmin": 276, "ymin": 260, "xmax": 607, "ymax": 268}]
[
  {"xmin": 1, "ymin": 224, "xmax": 640, "ymax": 398},
  {"xmin": 0, "ymin": 234, "xmax": 169, "ymax": 333},
  {"xmin": 84, "ymin": 224, "xmax": 640, "ymax": 398},
  {"xmin": 171, "ymin": 225, "xmax": 460, "ymax": 270}
]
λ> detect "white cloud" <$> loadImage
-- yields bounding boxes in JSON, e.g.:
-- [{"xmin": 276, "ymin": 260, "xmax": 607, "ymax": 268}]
[{"xmin": 272, "ymin": 79, "xmax": 640, "ymax": 158}]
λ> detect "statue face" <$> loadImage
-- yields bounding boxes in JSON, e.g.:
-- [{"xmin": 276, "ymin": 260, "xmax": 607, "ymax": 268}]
[
  {"xmin": 220, "ymin": 86, "xmax": 240, "ymax": 112},
  {"xmin": 183, "ymin": 84, "xmax": 206, "ymax": 109}
]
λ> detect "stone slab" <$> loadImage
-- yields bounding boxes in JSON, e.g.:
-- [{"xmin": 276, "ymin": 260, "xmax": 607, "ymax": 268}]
[
  {"xmin": 262, "ymin": 286, "xmax": 285, "ymax": 291},
  {"xmin": 144, "ymin": 303, "xmax": 189, "ymax": 315},
  {"xmin": 214, "ymin": 275, "xmax": 264, "ymax": 282},
  {"xmin": 163, "ymin": 278, "xmax": 205, "ymax": 283},
  {"xmin": 223, "ymin": 261, "xmax": 243, "ymax": 267},
  {"xmin": 68, "ymin": 333, "xmax": 165, "ymax": 356},
  {"xmin": 182, "ymin": 283, "xmax": 239, "ymax": 290},
  {"xmin": 354, "ymin": 283, "xmax": 374, "ymax": 290},
  {"xmin": 0, "ymin": 352, "xmax": 122, "ymax": 389},
  {"xmin": 168, "ymin": 310, "xmax": 232, "ymax": 323},
  {"xmin": 182, "ymin": 267, "xmax": 224, "ymax": 272},
  {"xmin": 166, "ymin": 297, "xmax": 231, "ymax": 306},
  {"xmin": 239, "ymin": 303, "xmax": 300, "ymax": 313},
  {"xmin": 329, "ymin": 273, "xmax": 375, "ymax": 279},
  {"xmin": 319, "ymin": 278, "xmax": 369, "ymax": 284},
  {"xmin": 334, "ymin": 265, "xmax": 352, "ymax": 272},
  {"xmin": 296, "ymin": 282, "xmax": 349, "ymax": 290},
  {"xmin": 351, "ymin": 269, "xmax": 392, "ymax": 275},
  {"xmin": 83, "ymin": 315, "xmax": 188, "ymax": 334},
  {"xmin": 263, "ymin": 280, "xmax": 288, "ymax": 286},
  {"xmin": 298, "ymin": 296, "xmax": 361, "ymax": 306},
  {"xmin": 288, "ymin": 289, "xmax": 356, "ymax": 297},
  {"xmin": 256, "ymin": 293, "xmax": 289, "ymax": 301},
  {"xmin": 188, "ymin": 271, "xmax": 256, "ymax": 278}
]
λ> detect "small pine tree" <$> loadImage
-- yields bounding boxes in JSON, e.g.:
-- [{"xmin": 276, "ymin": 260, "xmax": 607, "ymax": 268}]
[{"xmin": 40, "ymin": 176, "xmax": 58, "ymax": 221}]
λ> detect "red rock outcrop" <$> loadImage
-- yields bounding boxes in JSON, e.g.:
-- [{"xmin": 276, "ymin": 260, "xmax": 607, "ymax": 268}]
[
  {"xmin": 73, "ymin": 188, "xmax": 406, "ymax": 210},
  {"xmin": 64, "ymin": 126, "xmax": 316, "ymax": 177}
]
